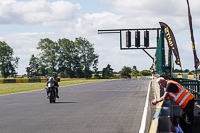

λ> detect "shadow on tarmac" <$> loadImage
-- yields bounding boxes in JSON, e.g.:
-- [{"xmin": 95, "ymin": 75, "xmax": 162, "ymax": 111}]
[{"xmin": 54, "ymin": 101, "xmax": 77, "ymax": 104}]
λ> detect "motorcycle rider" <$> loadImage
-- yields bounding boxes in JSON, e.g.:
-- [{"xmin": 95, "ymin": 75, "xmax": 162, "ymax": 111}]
[{"xmin": 46, "ymin": 77, "xmax": 59, "ymax": 98}]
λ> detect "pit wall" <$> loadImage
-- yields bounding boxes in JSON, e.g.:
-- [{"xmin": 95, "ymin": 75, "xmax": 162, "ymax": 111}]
[{"xmin": 149, "ymin": 76, "xmax": 172, "ymax": 133}]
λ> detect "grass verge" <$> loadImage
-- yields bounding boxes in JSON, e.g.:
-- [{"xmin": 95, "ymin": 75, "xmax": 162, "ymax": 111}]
[{"xmin": 0, "ymin": 79, "xmax": 112, "ymax": 95}]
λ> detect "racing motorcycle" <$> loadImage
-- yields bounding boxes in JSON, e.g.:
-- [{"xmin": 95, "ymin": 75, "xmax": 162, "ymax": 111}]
[{"xmin": 47, "ymin": 82, "xmax": 57, "ymax": 103}]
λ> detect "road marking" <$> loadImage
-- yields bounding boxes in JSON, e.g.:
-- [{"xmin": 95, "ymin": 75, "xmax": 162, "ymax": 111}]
[{"xmin": 139, "ymin": 81, "xmax": 151, "ymax": 133}]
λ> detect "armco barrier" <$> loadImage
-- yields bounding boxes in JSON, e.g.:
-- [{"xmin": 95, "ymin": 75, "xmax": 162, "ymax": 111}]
[
  {"xmin": 0, "ymin": 78, "xmax": 61, "ymax": 83},
  {"xmin": 174, "ymin": 74, "xmax": 197, "ymax": 79},
  {"xmin": 41, "ymin": 78, "xmax": 47, "ymax": 82},
  {"xmin": 3, "ymin": 79, "xmax": 16, "ymax": 83},
  {"xmin": 16, "ymin": 78, "xmax": 22, "ymax": 83},
  {"xmin": 21, "ymin": 78, "xmax": 29, "ymax": 83},
  {"xmin": 0, "ymin": 78, "xmax": 47, "ymax": 83},
  {"xmin": 35, "ymin": 78, "xmax": 41, "ymax": 82},
  {"xmin": 149, "ymin": 100, "xmax": 172, "ymax": 133},
  {"xmin": 177, "ymin": 75, "xmax": 182, "ymax": 78},
  {"xmin": 0, "ymin": 79, "xmax": 3, "ymax": 83},
  {"xmin": 28, "ymin": 78, "xmax": 35, "ymax": 83},
  {"xmin": 28, "ymin": 78, "xmax": 41, "ymax": 83},
  {"xmin": 188, "ymin": 75, "xmax": 194, "ymax": 79}
]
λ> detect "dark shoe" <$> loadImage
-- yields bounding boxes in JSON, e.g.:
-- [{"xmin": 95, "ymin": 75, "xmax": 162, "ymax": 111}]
[
  {"xmin": 56, "ymin": 95, "xmax": 59, "ymax": 98},
  {"xmin": 46, "ymin": 95, "xmax": 49, "ymax": 98}
]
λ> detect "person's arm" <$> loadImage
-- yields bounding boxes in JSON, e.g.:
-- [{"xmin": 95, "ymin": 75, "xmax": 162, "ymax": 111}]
[
  {"xmin": 54, "ymin": 81, "xmax": 59, "ymax": 87},
  {"xmin": 151, "ymin": 91, "xmax": 169, "ymax": 105}
]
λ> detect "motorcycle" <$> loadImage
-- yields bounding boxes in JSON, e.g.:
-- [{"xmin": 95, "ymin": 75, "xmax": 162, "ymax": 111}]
[{"xmin": 47, "ymin": 82, "xmax": 57, "ymax": 103}]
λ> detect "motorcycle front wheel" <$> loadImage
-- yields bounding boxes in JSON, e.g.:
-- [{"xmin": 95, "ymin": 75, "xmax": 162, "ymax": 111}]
[
  {"xmin": 53, "ymin": 92, "xmax": 56, "ymax": 103},
  {"xmin": 49, "ymin": 92, "xmax": 54, "ymax": 103}
]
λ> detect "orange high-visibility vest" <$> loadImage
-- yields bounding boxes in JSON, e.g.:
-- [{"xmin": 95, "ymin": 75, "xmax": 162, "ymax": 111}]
[{"xmin": 167, "ymin": 80, "xmax": 194, "ymax": 108}]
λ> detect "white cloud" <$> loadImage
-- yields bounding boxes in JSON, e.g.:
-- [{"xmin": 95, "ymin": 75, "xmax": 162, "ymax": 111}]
[
  {"xmin": 0, "ymin": 0, "xmax": 200, "ymax": 74},
  {"xmin": 0, "ymin": 0, "xmax": 81, "ymax": 26}
]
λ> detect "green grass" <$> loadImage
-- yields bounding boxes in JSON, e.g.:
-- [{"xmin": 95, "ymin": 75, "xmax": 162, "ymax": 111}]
[{"xmin": 0, "ymin": 79, "xmax": 112, "ymax": 95}]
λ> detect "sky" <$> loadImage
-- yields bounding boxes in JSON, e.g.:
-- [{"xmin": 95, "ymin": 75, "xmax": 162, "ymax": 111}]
[{"xmin": 0, "ymin": 0, "xmax": 200, "ymax": 75}]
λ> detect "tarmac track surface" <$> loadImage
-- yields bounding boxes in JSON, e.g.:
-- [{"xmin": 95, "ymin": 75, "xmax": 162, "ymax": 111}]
[{"xmin": 0, "ymin": 79, "xmax": 150, "ymax": 133}]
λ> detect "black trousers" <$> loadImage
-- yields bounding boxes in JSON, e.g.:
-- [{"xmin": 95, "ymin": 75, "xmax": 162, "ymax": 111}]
[{"xmin": 180, "ymin": 98, "xmax": 194, "ymax": 133}]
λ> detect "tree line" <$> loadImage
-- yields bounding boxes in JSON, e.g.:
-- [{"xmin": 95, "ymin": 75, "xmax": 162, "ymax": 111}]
[
  {"xmin": 93, "ymin": 64, "xmax": 151, "ymax": 78},
  {"xmin": 0, "ymin": 37, "xmax": 152, "ymax": 78},
  {"xmin": 119, "ymin": 66, "xmax": 151, "ymax": 78},
  {"xmin": 27, "ymin": 37, "xmax": 98, "ymax": 78}
]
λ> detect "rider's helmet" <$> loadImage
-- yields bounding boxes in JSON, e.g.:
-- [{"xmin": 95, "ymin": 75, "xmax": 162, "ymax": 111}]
[{"xmin": 49, "ymin": 77, "xmax": 54, "ymax": 82}]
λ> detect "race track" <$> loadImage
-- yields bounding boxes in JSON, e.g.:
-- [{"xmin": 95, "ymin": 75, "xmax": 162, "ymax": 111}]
[{"xmin": 0, "ymin": 79, "xmax": 151, "ymax": 133}]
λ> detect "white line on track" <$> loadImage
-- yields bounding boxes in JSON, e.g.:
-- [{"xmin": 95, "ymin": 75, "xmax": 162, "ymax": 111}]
[{"xmin": 139, "ymin": 80, "xmax": 151, "ymax": 133}]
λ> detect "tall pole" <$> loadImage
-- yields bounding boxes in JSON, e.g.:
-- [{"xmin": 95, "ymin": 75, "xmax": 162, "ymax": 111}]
[{"xmin": 160, "ymin": 26, "xmax": 165, "ymax": 74}]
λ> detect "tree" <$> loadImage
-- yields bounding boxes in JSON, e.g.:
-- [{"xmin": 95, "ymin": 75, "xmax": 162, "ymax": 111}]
[
  {"xmin": 5, "ymin": 61, "xmax": 18, "ymax": 77},
  {"xmin": 93, "ymin": 59, "xmax": 99, "ymax": 77},
  {"xmin": 36, "ymin": 37, "xmax": 98, "ymax": 78},
  {"xmin": 37, "ymin": 64, "xmax": 47, "ymax": 76},
  {"xmin": 102, "ymin": 64, "xmax": 114, "ymax": 77},
  {"xmin": 37, "ymin": 38, "xmax": 59, "ymax": 74},
  {"xmin": 57, "ymin": 38, "xmax": 79, "ymax": 78},
  {"xmin": 184, "ymin": 69, "xmax": 190, "ymax": 73},
  {"xmin": 75, "ymin": 37, "xmax": 98, "ymax": 78},
  {"xmin": 132, "ymin": 65, "xmax": 137, "ymax": 71},
  {"xmin": 26, "ymin": 67, "xmax": 31, "ymax": 78},
  {"xmin": 0, "ymin": 41, "xmax": 19, "ymax": 78},
  {"xmin": 28, "ymin": 54, "xmax": 39, "ymax": 76},
  {"xmin": 74, "ymin": 62, "xmax": 84, "ymax": 78},
  {"xmin": 119, "ymin": 66, "xmax": 131, "ymax": 77},
  {"xmin": 188, "ymin": 71, "xmax": 193, "ymax": 75},
  {"xmin": 139, "ymin": 70, "xmax": 151, "ymax": 76},
  {"xmin": 131, "ymin": 65, "xmax": 139, "ymax": 77}
]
